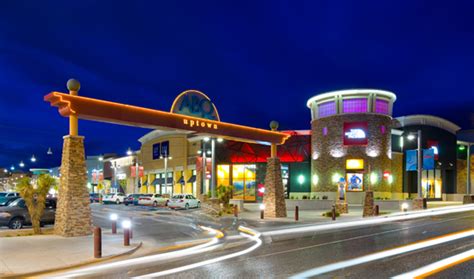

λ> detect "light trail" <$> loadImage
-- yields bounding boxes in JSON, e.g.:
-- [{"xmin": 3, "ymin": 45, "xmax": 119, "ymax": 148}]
[
  {"xmin": 263, "ymin": 204, "xmax": 474, "ymax": 237},
  {"xmin": 393, "ymin": 249, "xmax": 474, "ymax": 278},
  {"xmin": 46, "ymin": 226, "xmax": 223, "ymax": 278},
  {"xmin": 134, "ymin": 226, "xmax": 262, "ymax": 278},
  {"xmin": 289, "ymin": 229, "xmax": 474, "ymax": 278}
]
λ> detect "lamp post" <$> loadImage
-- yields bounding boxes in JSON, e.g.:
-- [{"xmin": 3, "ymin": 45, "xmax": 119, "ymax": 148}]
[
  {"xmin": 201, "ymin": 137, "xmax": 209, "ymax": 195},
  {"xmin": 407, "ymin": 130, "xmax": 423, "ymax": 198},
  {"xmin": 160, "ymin": 151, "xmax": 172, "ymax": 196},
  {"xmin": 200, "ymin": 137, "xmax": 223, "ymax": 198}
]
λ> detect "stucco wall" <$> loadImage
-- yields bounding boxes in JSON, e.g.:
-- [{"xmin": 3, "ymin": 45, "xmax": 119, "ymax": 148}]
[{"xmin": 391, "ymin": 152, "xmax": 403, "ymax": 193}]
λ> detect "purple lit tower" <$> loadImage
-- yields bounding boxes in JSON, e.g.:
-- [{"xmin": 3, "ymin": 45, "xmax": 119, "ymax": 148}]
[{"xmin": 306, "ymin": 89, "xmax": 397, "ymax": 203}]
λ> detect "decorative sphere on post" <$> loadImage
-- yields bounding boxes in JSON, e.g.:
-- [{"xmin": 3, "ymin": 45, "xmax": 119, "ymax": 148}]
[
  {"xmin": 269, "ymin": 120, "xmax": 279, "ymax": 131},
  {"xmin": 67, "ymin": 79, "xmax": 81, "ymax": 92}
]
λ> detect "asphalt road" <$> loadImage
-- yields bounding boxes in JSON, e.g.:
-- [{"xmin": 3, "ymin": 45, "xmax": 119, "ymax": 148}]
[{"xmin": 45, "ymin": 208, "xmax": 474, "ymax": 278}]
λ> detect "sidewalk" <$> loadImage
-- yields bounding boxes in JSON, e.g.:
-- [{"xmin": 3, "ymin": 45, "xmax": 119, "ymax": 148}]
[
  {"xmin": 0, "ymin": 229, "xmax": 140, "ymax": 276},
  {"xmin": 234, "ymin": 201, "xmax": 461, "ymax": 230}
]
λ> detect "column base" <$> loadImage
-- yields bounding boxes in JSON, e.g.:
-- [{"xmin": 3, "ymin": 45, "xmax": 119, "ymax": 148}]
[
  {"xmin": 362, "ymin": 191, "xmax": 374, "ymax": 217},
  {"xmin": 412, "ymin": 197, "xmax": 426, "ymax": 210},
  {"xmin": 335, "ymin": 201, "xmax": 348, "ymax": 214},
  {"xmin": 463, "ymin": 195, "xmax": 474, "ymax": 204}
]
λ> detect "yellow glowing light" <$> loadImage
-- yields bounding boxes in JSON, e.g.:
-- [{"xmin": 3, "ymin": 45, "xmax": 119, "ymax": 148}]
[
  {"xmin": 346, "ymin": 159, "xmax": 364, "ymax": 170},
  {"xmin": 370, "ymin": 172, "xmax": 378, "ymax": 184},
  {"xmin": 332, "ymin": 173, "xmax": 341, "ymax": 183},
  {"xmin": 388, "ymin": 175, "xmax": 394, "ymax": 184},
  {"xmin": 312, "ymin": 174, "xmax": 319, "ymax": 186}
]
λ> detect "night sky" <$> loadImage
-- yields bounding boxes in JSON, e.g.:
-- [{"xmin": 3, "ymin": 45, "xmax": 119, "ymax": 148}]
[{"xmin": 1, "ymin": 1, "xmax": 474, "ymax": 169}]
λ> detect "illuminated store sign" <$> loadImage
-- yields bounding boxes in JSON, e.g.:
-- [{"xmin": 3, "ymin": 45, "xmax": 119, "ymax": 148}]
[
  {"xmin": 343, "ymin": 122, "xmax": 368, "ymax": 145},
  {"xmin": 346, "ymin": 159, "xmax": 364, "ymax": 170},
  {"xmin": 183, "ymin": 118, "xmax": 218, "ymax": 130},
  {"xmin": 171, "ymin": 90, "xmax": 220, "ymax": 121}
]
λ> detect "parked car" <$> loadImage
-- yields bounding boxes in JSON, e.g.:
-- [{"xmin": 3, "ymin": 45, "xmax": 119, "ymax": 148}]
[
  {"xmin": 102, "ymin": 193, "xmax": 126, "ymax": 204},
  {"xmin": 0, "ymin": 198, "xmax": 56, "ymax": 229},
  {"xmin": 89, "ymin": 193, "xmax": 100, "ymax": 203},
  {"xmin": 167, "ymin": 194, "xmax": 200, "ymax": 210},
  {"xmin": 0, "ymin": 192, "xmax": 20, "ymax": 207},
  {"xmin": 124, "ymin": 194, "xmax": 142, "ymax": 206},
  {"xmin": 138, "ymin": 194, "xmax": 169, "ymax": 207}
]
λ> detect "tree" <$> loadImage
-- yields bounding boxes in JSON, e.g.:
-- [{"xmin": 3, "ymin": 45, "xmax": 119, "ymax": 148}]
[{"xmin": 16, "ymin": 174, "xmax": 56, "ymax": 234}]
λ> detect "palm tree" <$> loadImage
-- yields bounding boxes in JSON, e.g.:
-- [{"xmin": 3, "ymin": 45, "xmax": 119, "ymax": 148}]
[{"xmin": 16, "ymin": 174, "xmax": 56, "ymax": 234}]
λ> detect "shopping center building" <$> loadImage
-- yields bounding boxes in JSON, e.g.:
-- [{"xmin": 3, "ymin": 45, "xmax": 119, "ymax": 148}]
[{"xmin": 79, "ymin": 88, "xmax": 472, "ymax": 203}]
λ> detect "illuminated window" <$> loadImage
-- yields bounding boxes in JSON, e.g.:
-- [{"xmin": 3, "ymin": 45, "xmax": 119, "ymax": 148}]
[
  {"xmin": 232, "ymin": 165, "xmax": 256, "ymax": 201},
  {"xmin": 318, "ymin": 101, "xmax": 336, "ymax": 118},
  {"xmin": 343, "ymin": 98, "xmax": 367, "ymax": 113},
  {"xmin": 346, "ymin": 159, "xmax": 364, "ymax": 170},
  {"xmin": 217, "ymin": 165, "xmax": 230, "ymax": 187},
  {"xmin": 375, "ymin": 99, "xmax": 389, "ymax": 114}
]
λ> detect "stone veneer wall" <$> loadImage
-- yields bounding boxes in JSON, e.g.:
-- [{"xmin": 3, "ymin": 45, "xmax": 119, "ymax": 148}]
[
  {"xmin": 311, "ymin": 113, "xmax": 392, "ymax": 194},
  {"xmin": 456, "ymin": 155, "xmax": 474, "ymax": 194},
  {"xmin": 54, "ymin": 136, "xmax": 92, "ymax": 237},
  {"xmin": 263, "ymin": 158, "xmax": 287, "ymax": 217},
  {"xmin": 391, "ymin": 152, "xmax": 403, "ymax": 194}
]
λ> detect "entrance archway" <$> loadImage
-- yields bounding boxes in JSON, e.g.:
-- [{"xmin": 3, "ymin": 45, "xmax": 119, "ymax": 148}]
[{"xmin": 45, "ymin": 79, "xmax": 290, "ymax": 236}]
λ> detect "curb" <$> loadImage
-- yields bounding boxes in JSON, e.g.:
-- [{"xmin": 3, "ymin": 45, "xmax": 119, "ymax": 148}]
[{"xmin": 0, "ymin": 242, "xmax": 143, "ymax": 278}]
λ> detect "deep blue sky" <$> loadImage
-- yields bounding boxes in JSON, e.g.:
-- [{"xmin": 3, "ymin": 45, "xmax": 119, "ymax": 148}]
[{"xmin": 1, "ymin": 1, "xmax": 474, "ymax": 169}]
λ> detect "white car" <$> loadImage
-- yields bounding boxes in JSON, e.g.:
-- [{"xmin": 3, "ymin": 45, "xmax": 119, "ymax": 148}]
[
  {"xmin": 168, "ymin": 194, "xmax": 200, "ymax": 210},
  {"xmin": 138, "ymin": 194, "xmax": 169, "ymax": 207},
  {"xmin": 102, "ymin": 193, "xmax": 126, "ymax": 204}
]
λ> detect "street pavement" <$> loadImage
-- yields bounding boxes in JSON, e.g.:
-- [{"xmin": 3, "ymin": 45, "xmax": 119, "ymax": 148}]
[{"xmin": 45, "ymin": 207, "xmax": 474, "ymax": 278}]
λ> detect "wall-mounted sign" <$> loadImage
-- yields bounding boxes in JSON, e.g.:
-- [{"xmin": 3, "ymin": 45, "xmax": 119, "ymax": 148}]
[
  {"xmin": 343, "ymin": 122, "xmax": 368, "ymax": 145},
  {"xmin": 346, "ymin": 159, "xmax": 364, "ymax": 170},
  {"xmin": 346, "ymin": 173, "xmax": 363, "ymax": 191},
  {"xmin": 423, "ymin": 148, "xmax": 435, "ymax": 170},
  {"xmin": 171, "ymin": 90, "xmax": 220, "ymax": 121}
]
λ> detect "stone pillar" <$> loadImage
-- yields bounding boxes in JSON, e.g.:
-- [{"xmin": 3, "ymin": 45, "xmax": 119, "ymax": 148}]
[
  {"xmin": 363, "ymin": 191, "xmax": 374, "ymax": 217},
  {"xmin": 412, "ymin": 197, "xmax": 425, "ymax": 210},
  {"xmin": 263, "ymin": 157, "xmax": 287, "ymax": 218},
  {"xmin": 54, "ymin": 135, "xmax": 92, "ymax": 237}
]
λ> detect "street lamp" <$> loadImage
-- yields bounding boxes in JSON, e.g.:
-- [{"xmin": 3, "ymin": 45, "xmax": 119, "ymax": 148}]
[
  {"xmin": 159, "ymin": 151, "xmax": 172, "ymax": 195},
  {"xmin": 30, "ymin": 155, "xmax": 36, "ymax": 163},
  {"xmin": 200, "ymin": 137, "xmax": 224, "ymax": 199},
  {"xmin": 407, "ymin": 130, "xmax": 422, "ymax": 198},
  {"xmin": 126, "ymin": 148, "xmax": 132, "ymax": 156},
  {"xmin": 47, "ymin": 147, "xmax": 53, "ymax": 155},
  {"xmin": 98, "ymin": 155, "xmax": 104, "ymax": 161},
  {"xmin": 19, "ymin": 161, "xmax": 25, "ymax": 168}
]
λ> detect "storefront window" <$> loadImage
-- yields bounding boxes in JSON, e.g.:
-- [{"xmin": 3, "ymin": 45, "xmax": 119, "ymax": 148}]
[
  {"xmin": 422, "ymin": 169, "xmax": 442, "ymax": 199},
  {"xmin": 375, "ymin": 99, "xmax": 389, "ymax": 114},
  {"xmin": 232, "ymin": 164, "xmax": 256, "ymax": 201},
  {"xmin": 281, "ymin": 164, "xmax": 289, "ymax": 198},
  {"xmin": 217, "ymin": 165, "xmax": 230, "ymax": 187},
  {"xmin": 318, "ymin": 101, "xmax": 336, "ymax": 118}
]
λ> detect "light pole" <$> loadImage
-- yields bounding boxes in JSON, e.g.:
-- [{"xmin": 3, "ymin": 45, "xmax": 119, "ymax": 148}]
[
  {"xmin": 407, "ymin": 130, "xmax": 423, "ymax": 198},
  {"xmin": 202, "ymin": 137, "xmax": 209, "ymax": 196},
  {"xmin": 160, "ymin": 151, "xmax": 172, "ymax": 196},
  {"xmin": 200, "ymin": 137, "xmax": 223, "ymax": 198}
]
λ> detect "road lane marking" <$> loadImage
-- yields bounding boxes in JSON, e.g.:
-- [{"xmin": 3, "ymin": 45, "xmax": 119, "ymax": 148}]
[
  {"xmin": 249, "ymin": 215, "xmax": 472, "ymax": 260},
  {"xmin": 393, "ymin": 249, "xmax": 474, "ymax": 278},
  {"xmin": 263, "ymin": 204, "xmax": 474, "ymax": 237},
  {"xmin": 134, "ymin": 226, "xmax": 262, "ymax": 278},
  {"xmin": 290, "ymin": 229, "xmax": 474, "ymax": 278}
]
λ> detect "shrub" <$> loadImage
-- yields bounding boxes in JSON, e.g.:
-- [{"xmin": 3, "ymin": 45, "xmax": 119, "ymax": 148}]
[
  {"xmin": 322, "ymin": 195, "xmax": 328, "ymax": 200},
  {"xmin": 302, "ymin": 195, "xmax": 308, "ymax": 200},
  {"xmin": 322, "ymin": 211, "xmax": 340, "ymax": 217}
]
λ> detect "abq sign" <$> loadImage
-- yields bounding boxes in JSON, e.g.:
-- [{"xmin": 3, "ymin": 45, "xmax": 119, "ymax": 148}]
[{"xmin": 171, "ymin": 90, "xmax": 220, "ymax": 121}]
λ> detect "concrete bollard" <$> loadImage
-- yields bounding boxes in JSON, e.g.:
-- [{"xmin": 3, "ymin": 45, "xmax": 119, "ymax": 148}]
[
  {"xmin": 332, "ymin": 205, "xmax": 336, "ymax": 221},
  {"xmin": 234, "ymin": 205, "xmax": 238, "ymax": 217},
  {"xmin": 422, "ymin": 198, "xmax": 427, "ymax": 209},
  {"xmin": 111, "ymin": 220, "xmax": 117, "ymax": 234},
  {"xmin": 130, "ymin": 217, "xmax": 133, "ymax": 239},
  {"xmin": 374, "ymin": 205, "xmax": 379, "ymax": 216},
  {"xmin": 94, "ymin": 227, "xmax": 102, "ymax": 258},
  {"xmin": 295, "ymin": 206, "xmax": 299, "ymax": 221}
]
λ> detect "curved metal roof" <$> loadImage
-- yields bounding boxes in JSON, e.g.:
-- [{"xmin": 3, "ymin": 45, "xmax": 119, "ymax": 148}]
[{"xmin": 394, "ymin": 115, "xmax": 461, "ymax": 134}]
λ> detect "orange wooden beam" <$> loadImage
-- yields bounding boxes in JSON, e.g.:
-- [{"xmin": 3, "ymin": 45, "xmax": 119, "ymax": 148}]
[{"xmin": 44, "ymin": 92, "xmax": 290, "ymax": 145}]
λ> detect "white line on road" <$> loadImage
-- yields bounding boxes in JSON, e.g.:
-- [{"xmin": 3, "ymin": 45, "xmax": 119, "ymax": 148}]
[
  {"xmin": 263, "ymin": 204, "xmax": 474, "ymax": 237},
  {"xmin": 290, "ymin": 229, "xmax": 474, "ymax": 278},
  {"xmin": 134, "ymin": 226, "xmax": 262, "ymax": 278},
  {"xmin": 393, "ymin": 249, "xmax": 474, "ymax": 278}
]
